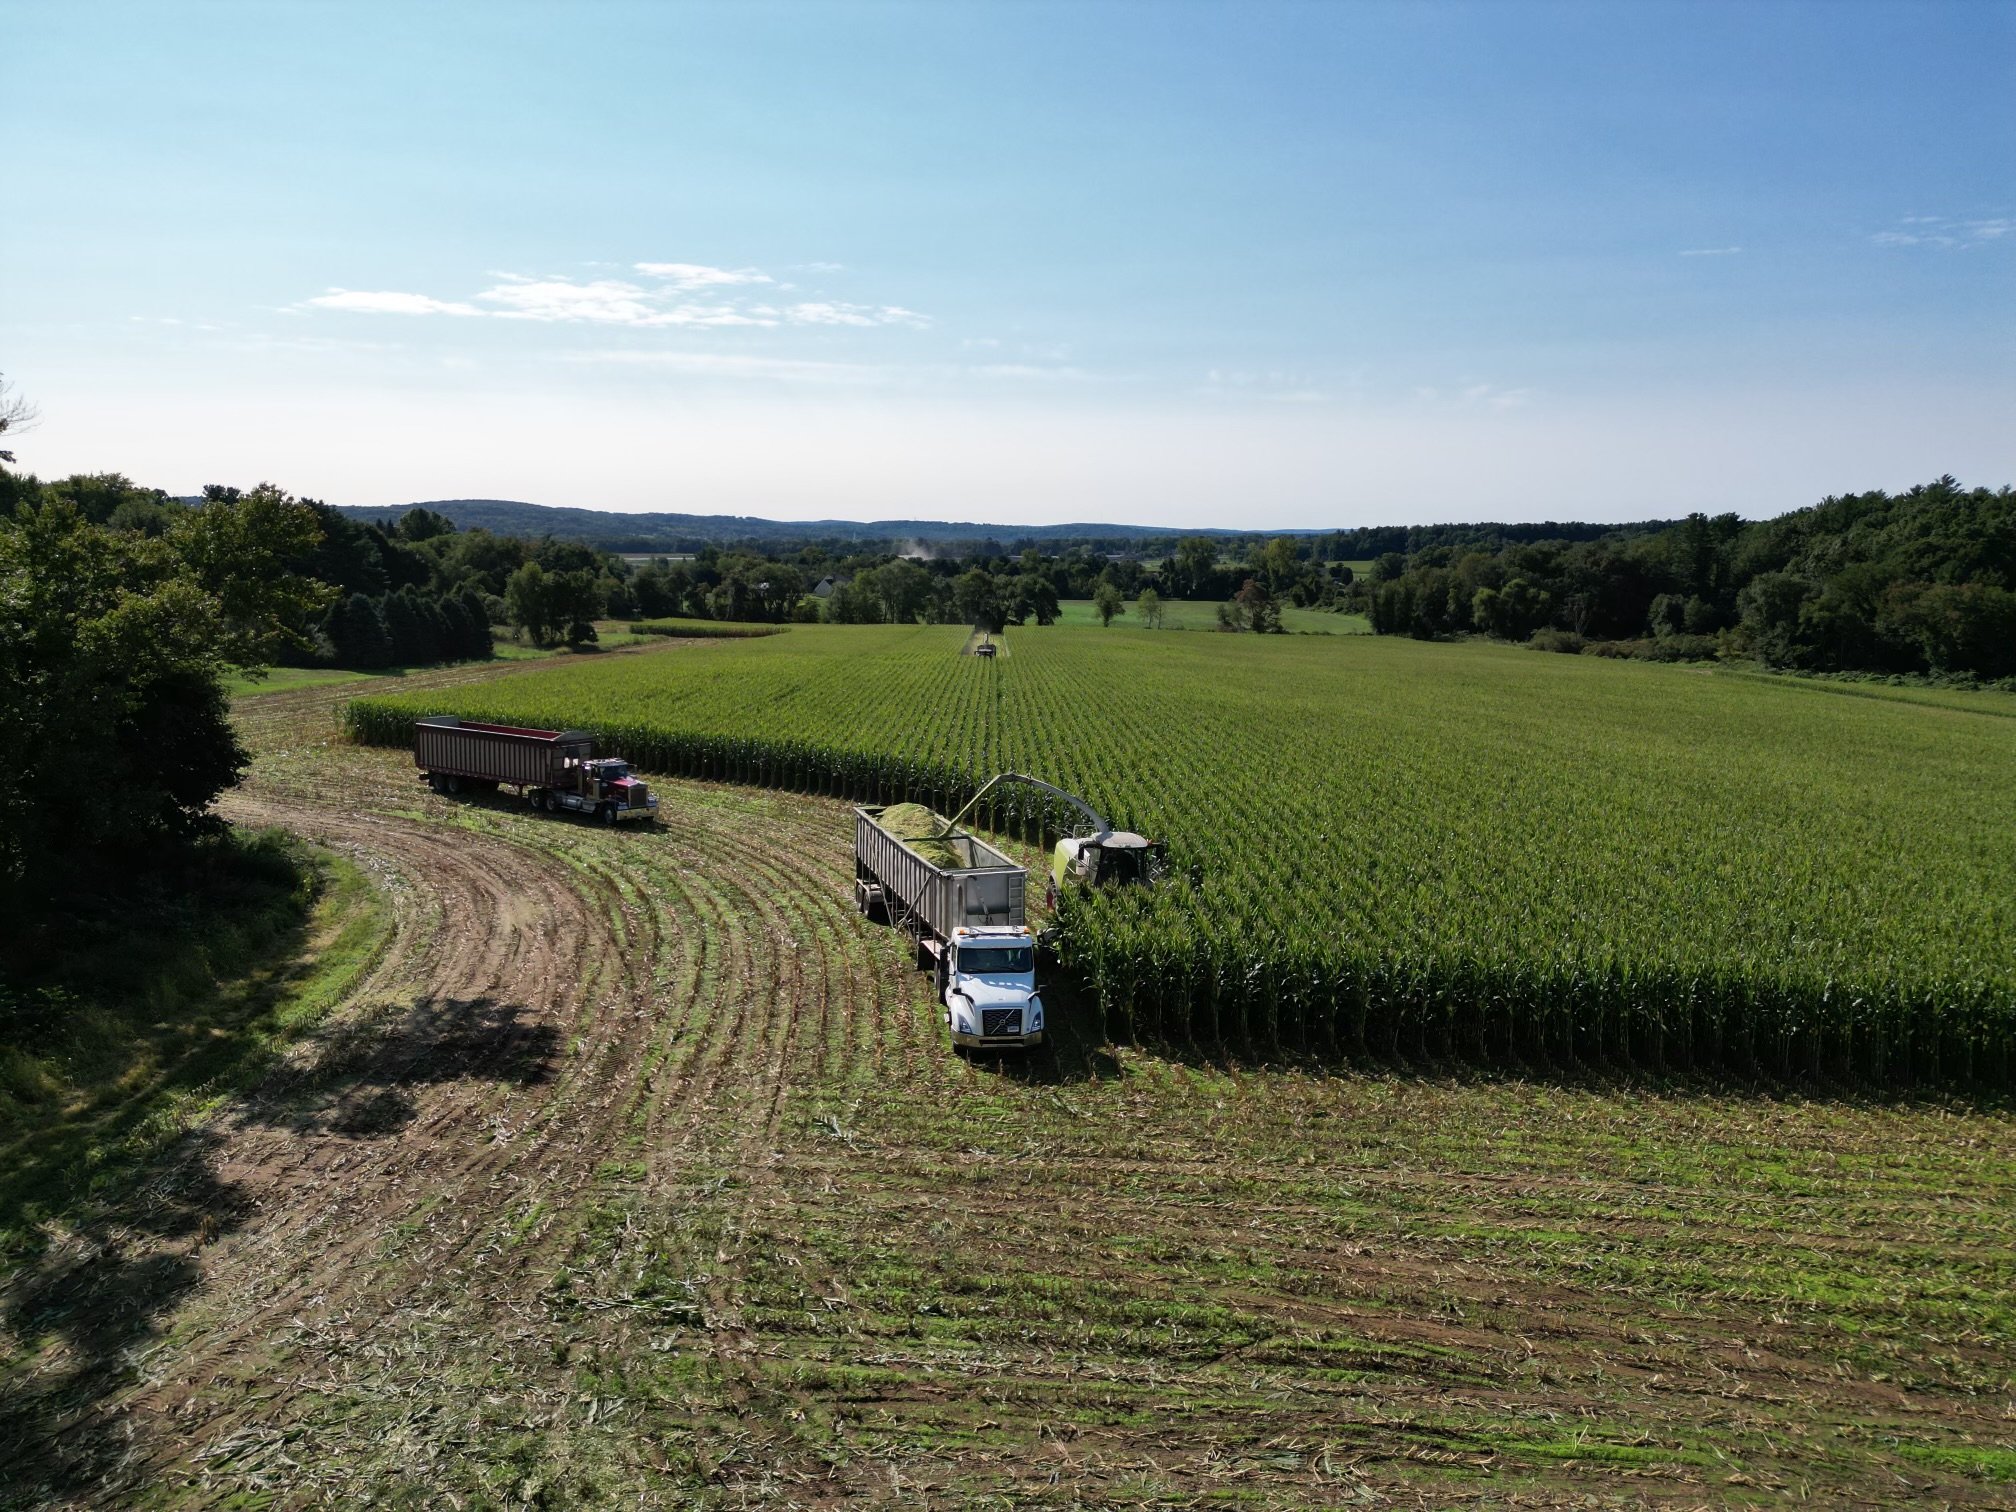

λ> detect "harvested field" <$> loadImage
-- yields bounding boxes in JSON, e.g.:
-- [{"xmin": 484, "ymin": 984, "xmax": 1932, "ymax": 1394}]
[{"xmin": 2, "ymin": 645, "xmax": 2012, "ymax": 1507}]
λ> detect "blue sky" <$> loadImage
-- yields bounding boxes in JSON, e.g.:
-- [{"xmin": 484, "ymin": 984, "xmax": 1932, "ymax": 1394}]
[{"xmin": 5, "ymin": 0, "xmax": 2010, "ymax": 526}]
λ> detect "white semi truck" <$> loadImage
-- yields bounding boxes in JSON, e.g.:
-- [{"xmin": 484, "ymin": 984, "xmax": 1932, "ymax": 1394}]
[{"xmin": 853, "ymin": 804, "xmax": 1045, "ymax": 1049}]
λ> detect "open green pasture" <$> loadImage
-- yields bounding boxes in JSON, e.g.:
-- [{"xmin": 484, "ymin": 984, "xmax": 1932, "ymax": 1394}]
[
  {"xmin": 1056, "ymin": 597, "xmax": 1370, "ymax": 633},
  {"xmin": 348, "ymin": 626, "xmax": 2016, "ymax": 1086},
  {"xmin": 226, "ymin": 620, "xmax": 653, "ymax": 697}
]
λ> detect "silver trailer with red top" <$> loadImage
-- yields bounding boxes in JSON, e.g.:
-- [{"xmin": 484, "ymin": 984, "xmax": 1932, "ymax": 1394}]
[{"xmin": 414, "ymin": 716, "xmax": 659, "ymax": 826}]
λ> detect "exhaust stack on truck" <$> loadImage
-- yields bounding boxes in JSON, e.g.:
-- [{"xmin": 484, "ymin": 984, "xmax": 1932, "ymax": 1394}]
[
  {"xmin": 413, "ymin": 716, "xmax": 659, "ymax": 826},
  {"xmin": 854, "ymin": 803, "xmax": 1044, "ymax": 1049}
]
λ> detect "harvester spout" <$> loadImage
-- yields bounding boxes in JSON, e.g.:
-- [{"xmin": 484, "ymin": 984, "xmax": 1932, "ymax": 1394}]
[{"xmin": 936, "ymin": 771, "xmax": 1112, "ymax": 844}]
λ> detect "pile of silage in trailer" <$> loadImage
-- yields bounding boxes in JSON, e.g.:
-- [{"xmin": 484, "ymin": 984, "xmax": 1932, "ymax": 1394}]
[{"xmin": 875, "ymin": 803, "xmax": 966, "ymax": 869}]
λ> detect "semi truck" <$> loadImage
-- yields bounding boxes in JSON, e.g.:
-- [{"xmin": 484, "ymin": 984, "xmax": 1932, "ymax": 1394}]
[
  {"xmin": 853, "ymin": 804, "xmax": 1044, "ymax": 1049},
  {"xmin": 413, "ymin": 716, "xmax": 660, "ymax": 825}
]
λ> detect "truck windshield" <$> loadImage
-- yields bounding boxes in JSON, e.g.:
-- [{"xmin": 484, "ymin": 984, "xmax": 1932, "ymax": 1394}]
[
  {"xmin": 958, "ymin": 946, "xmax": 1033, "ymax": 974},
  {"xmin": 599, "ymin": 763, "xmax": 629, "ymax": 780}
]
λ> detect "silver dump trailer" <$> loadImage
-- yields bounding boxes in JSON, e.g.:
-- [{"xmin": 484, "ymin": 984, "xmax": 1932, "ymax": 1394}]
[
  {"xmin": 854, "ymin": 805, "xmax": 1042, "ymax": 1049},
  {"xmin": 414, "ymin": 716, "xmax": 659, "ymax": 825}
]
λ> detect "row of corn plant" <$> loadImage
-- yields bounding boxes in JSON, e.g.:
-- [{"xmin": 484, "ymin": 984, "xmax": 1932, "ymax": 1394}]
[{"xmin": 344, "ymin": 623, "xmax": 2016, "ymax": 1089}]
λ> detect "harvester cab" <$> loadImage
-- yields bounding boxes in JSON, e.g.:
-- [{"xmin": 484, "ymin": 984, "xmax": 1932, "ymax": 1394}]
[{"xmin": 1051, "ymin": 830, "xmax": 1165, "ymax": 892}]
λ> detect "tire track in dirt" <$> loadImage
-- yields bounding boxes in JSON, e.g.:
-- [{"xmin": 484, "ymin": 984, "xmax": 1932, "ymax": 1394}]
[
  {"xmin": 112, "ymin": 795, "xmax": 654, "ymax": 1458},
  {"xmin": 3, "ymin": 785, "xmax": 632, "ymax": 1498},
  {"xmin": 24, "ymin": 653, "xmax": 876, "ymax": 1503}
]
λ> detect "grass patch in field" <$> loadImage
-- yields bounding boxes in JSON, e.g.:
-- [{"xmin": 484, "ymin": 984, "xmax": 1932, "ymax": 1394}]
[
  {"xmin": 628, "ymin": 616, "xmax": 785, "ymax": 639},
  {"xmin": 1893, "ymin": 1441, "xmax": 2016, "ymax": 1481},
  {"xmin": 1057, "ymin": 597, "xmax": 1370, "ymax": 633},
  {"xmin": 0, "ymin": 832, "xmax": 390, "ymax": 1256},
  {"xmin": 492, "ymin": 618, "xmax": 652, "ymax": 659},
  {"xmin": 224, "ymin": 621, "xmax": 668, "ymax": 695},
  {"xmin": 225, "ymin": 664, "xmax": 391, "ymax": 698}
]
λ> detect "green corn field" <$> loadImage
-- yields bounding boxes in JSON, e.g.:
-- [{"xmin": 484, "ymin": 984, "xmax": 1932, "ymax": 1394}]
[{"xmin": 346, "ymin": 625, "xmax": 2016, "ymax": 1087}]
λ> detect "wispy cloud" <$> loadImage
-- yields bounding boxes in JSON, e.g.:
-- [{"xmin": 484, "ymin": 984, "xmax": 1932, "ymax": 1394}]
[
  {"xmin": 785, "ymin": 300, "xmax": 927, "ymax": 328},
  {"xmin": 298, "ymin": 263, "xmax": 926, "ymax": 330},
  {"xmin": 631, "ymin": 261, "xmax": 773, "ymax": 287},
  {"xmin": 305, "ymin": 289, "xmax": 483, "ymax": 316},
  {"xmin": 1871, "ymin": 215, "xmax": 2012, "ymax": 249},
  {"xmin": 566, "ymin": 351, "xmax": 1096, "ymax": 387},
  {"xmin": 1679, "ymin": 246, "xmax": 1742, "ymax": 257},
  {"xmin": 477, "ymin": 275, "xmax": 782, "ymax": 327}
]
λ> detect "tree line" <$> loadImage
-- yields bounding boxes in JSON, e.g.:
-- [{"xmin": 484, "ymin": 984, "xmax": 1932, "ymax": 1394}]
[
  {"xmin": 0, "ymin": 475, "xmax": 327, "ymax": 909},
  {"xmin": 1357, "ymin": 479, "xmax": 2016, "ymax": 681}
]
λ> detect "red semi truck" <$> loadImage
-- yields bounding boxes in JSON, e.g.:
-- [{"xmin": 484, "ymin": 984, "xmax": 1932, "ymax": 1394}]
[{"xmin": 413, "ymin": 716, "xmax": 660, "ymax": 825}]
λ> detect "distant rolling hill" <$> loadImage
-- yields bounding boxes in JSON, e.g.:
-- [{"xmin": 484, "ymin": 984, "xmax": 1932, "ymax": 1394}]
[
  {"xmin": 334, "ymin": 498, "xmax": 1232, "ymax": 553},
  {"xmin": 334, "ymin": 498, "xmax": 1665, "ymax": 556}
]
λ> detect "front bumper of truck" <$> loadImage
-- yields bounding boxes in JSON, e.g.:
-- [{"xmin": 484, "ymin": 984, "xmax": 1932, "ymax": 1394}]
[
  {"xmin": 949, "ymin": 1026, "xmax": 1046, "ymax": 1049},
  {"xmin": 946, "ymin": 998, "xmax": 1044, "ymax": 1049}
]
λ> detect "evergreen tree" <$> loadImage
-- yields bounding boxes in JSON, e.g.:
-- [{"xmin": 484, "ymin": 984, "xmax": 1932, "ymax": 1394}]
[
  {"xmin": 452, "ymin": 584, "xmax": 495, "ymax": 659},
  {"xmin": 381, "ymin": 586, "xmax": 434, "ymax": 664},
  {"xmin": 328, "ymin": 592, "xmax": 394, "ymax": 668}
]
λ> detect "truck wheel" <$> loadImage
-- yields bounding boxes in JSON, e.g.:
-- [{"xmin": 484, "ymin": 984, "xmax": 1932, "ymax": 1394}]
[
  {"xmin": 541, "ymin": 791, "xmax": 558, "ymax": 814},
  {"xmin": 427, "ymin": 774, "xmax": 443, "ymax": 793},
  {"xmin": 596, "ymin": 804, "xmax": 615, "ymax": 826},
  {"xmin": 444, "ymin": 774, "xmax": 463, "ymax": 795}
]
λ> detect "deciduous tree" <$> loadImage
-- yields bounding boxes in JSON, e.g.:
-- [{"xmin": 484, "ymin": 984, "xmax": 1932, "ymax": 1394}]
[{"xmin": 1092, "ymin": 581, "xmax": 1125, "ymax": 627}]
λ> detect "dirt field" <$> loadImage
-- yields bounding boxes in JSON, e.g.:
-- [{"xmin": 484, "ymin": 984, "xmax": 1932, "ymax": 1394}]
[{"xmin": 3, "ymin": 643, "xmax": 2012, "ymax": 1507}]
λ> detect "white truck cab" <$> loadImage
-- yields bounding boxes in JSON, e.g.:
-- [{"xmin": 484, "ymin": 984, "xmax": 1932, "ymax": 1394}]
[{"xmin": 941, "ymin": 925, "xmax": 1044, "ymax": 1048}]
